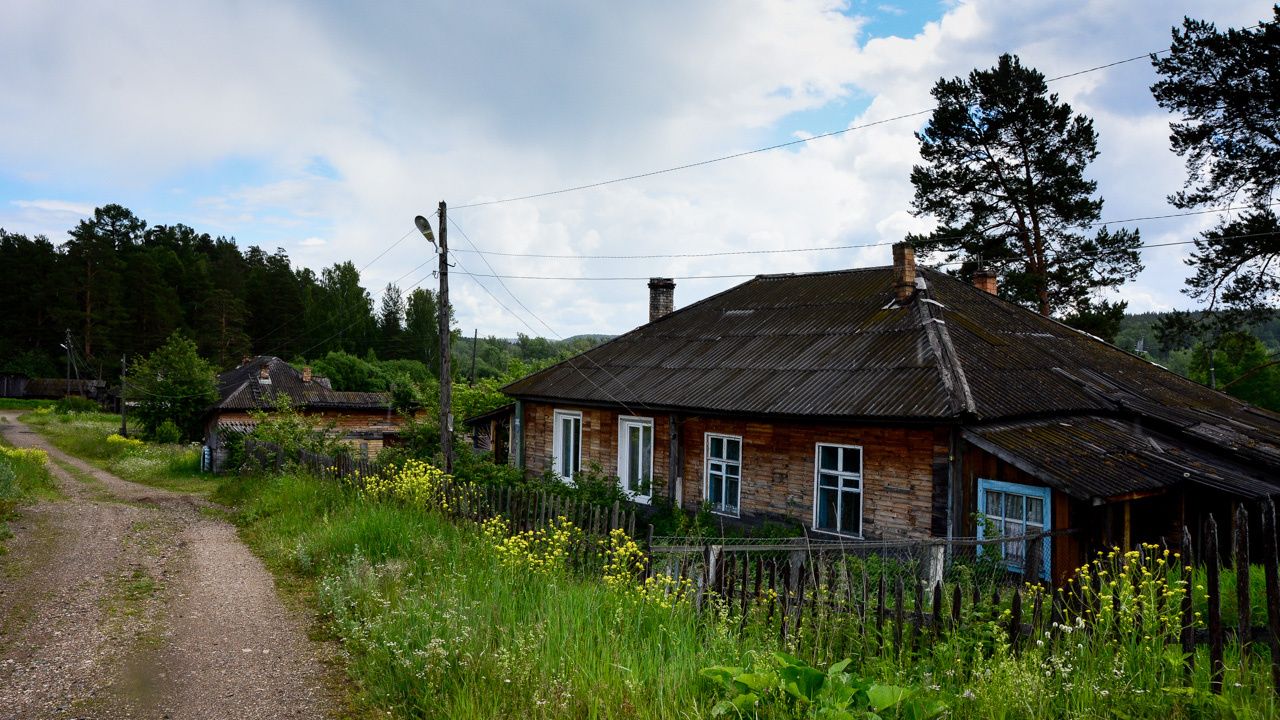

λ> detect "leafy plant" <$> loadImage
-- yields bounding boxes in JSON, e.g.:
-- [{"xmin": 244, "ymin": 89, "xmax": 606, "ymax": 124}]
[
  {"xmin": 702, "ymin": 653, "xmax": 946, "ymax": 719},
  {"xmin": 127, "ymin": 332, "xmax": 219, "ymax": 442},
  {"xmin": 54, "ymin": 396, "xmax": 100, "ymax": 414},
  {"xmin": 153, "ymin": 419, "xmax": 182, "ymax": 444},
  {"xmin": 245, "ymin": 394, "xmax": 347, "ymax": 461}
]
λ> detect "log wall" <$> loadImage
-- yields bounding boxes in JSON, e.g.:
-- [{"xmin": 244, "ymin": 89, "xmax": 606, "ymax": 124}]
[{"xmin": 522, "ymin": 402, "xmax": 939, "ymax": 538}]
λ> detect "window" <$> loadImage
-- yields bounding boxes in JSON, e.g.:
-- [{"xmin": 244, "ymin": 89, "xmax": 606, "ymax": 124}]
[
  {"xmin": 551, "ymin": 410, "xmax": 581, "ymax": 480},
  {"xmin": 705, "ymin": 434, "xmax": 742, "ymax": 516},
  {"xmin": 977, "ymin": 479, "xmax": 1051, "ymax": 579},
  {"xmin": 618, "ymin": 416, "xmax": 654, "ymax": 503},
  {"xmin": 813, "ymin": 444, "xmax": 862, "ymax": 536}
]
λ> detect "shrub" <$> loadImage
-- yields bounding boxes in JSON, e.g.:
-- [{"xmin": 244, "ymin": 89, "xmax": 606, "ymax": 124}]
[
  {"xmin": 106, "ymin": 433, "xmax": 145, "ymax": 452},
  {"xmin": 54, "ymin": 396, "xmax": 99, "ymax": 414},
  {"xmin": 153, "ymin": 420, "xmax": 182, "ymax": 445},
  {"xmin": 128, "ymin": 332, "xmax": 219, "ymax": 442}
]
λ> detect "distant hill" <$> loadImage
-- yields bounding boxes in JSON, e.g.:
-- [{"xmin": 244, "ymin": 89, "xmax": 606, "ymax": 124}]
[{"xmin": 1114, "ymin": 312, "xmax": 1280, "ymax": 357}]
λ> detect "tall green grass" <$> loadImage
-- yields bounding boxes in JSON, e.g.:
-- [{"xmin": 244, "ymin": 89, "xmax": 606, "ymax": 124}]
[
  {"xmin": 21, "ymin": 410, "xmax": 214, "ymax": 494},
  {"xmin": 0, "ymin": 398, "xmax": 57, "ymax": 411},
  {"xmin": 221, "ymin": 469, "xmax": 1280, "ymax": 720},
  {"xmin": 0, "ymin": 440, "xmax": 58, "ymax": 509},
  {"xmin": 219, "ymin": 472, "xmax": 740, "ymax": 718}
]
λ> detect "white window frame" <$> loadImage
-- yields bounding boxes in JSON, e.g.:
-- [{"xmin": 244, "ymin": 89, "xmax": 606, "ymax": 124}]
[
  {"xmin": 811, "ymin": 443, "xmax": 863, "ymax": 538},
  {"xmin": 551, "ymin": 409, "xmax": 582, "ymax": 482},
  {"xmin": 704, "ymin": 433, "xmax": 743, "ymax": 517},
  {"xmin": 618, "ymin": 416, "xmax": 655, "ymax": 504},
  {"xmin": 976, "ymin": 478, "xmax": 1051, "ymax": 580}
]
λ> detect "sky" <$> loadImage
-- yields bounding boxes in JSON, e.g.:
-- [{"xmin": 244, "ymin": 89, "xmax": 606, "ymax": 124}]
[{"xmin": 1, "ymin": 0, "xmax": 1273, "ymax": 340}]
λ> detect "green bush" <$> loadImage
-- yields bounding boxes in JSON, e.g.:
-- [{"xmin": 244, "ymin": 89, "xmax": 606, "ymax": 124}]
[
  {"xmin": 54, "ymin": 396, "xmax": 100, "ymax": 414},
  {"xmin": 153, "ymin": 419, "xmax": 182, "ymax": 445}
]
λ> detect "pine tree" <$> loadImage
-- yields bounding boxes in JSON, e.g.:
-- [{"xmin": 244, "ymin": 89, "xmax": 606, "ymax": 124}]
[
  {"xmin": 1151, "ymin": 8, "xmax": 1280, "ymax": 340},
  {"xmin": 908, "ymin": 54, "xmax": 1142, "ymax": 321}
]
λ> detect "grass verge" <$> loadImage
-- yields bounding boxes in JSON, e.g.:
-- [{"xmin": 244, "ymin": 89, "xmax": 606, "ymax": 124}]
[
  {"xmin": 0, "ymin": 399, "xmax": 56, "ymax": 411},
  {"xmin": 0, "ymin": 433, "xmax": 60, "ymax": 551},
  {"xmin": 219, "ymin": 468, "xmax": 1280, "ymax": 720},
  {"xmin": 217, "ymin": 471, "xmax": 742, "ymax": 719},
  {"xmin": 21, "ymin": 410, "xmax": 217, "ymax": 495}
]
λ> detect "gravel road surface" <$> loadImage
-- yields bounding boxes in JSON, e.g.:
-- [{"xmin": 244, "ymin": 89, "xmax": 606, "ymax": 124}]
[{"xmin": 0, "ymin": 413, "xmax": 338, "ymax": 719}]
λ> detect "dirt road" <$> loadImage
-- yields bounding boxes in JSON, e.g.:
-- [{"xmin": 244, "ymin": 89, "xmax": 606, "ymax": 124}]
[{"xmin": 0, "ymin": 414, "xmax": 338, "ymax": 719}]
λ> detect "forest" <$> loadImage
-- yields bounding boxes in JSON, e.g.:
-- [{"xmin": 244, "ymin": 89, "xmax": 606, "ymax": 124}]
[
  {"xmin": 2, "ymin": 202, "xmax": 1277, "ymax": 411},
  {"xmin": 0, "ymin": 204, "xmax": 601, "ymax": 388}
]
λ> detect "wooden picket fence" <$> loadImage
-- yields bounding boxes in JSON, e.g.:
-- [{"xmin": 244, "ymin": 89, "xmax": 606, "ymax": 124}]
[
  {"xmin": 243, "ymin": 438, "xmax": 639, "ymax": 562},
  {"xmin": 242, "ymin": 438, "xmax": 1280, "ymax": 693},
  {"xmin": 648, "ymin": 502, "xmax": 1280, "ymax": 695}
]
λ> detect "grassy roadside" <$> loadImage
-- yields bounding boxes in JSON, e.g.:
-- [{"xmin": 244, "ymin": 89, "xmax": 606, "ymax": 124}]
[
  {"xmin": 215, "ymin": 471, "xmax": 737, "ymax": 719},
  {"xmin": 217, "ymin": 465, "xmax": 1280, "ymax": 720},
  {"xmin": 20, "ymin": 410, "xmax": 217, "ymax": 495},
  {"xmin": 0, "ymin": 428, "xmax": 60, "ymax": 550},
  {"xmin": 0, "ymin": 399, "xmax": 56, "ymax": 411}
]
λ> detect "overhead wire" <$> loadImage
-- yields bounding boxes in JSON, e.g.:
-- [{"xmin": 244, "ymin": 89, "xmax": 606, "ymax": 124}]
[
  {"xmin": 452, "ymin": 46, "xmax": 1176, "ymax": 211},
  {"xmin": 443, "ymin": 230, "xmax": 1280, "ymax": 282},
  {"xmin": 450, "ymin": 203, "xmax": 1280, "ymax": 260},
  {"xmin": 446, "ymin": 215, "xmax": 649, "ymax": 413}
]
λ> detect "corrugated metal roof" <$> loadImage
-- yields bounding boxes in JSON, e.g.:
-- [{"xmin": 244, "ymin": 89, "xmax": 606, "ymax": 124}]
[
  {"xmin": 964, "ymin": 416, "xmax": 1280, "ymax": 500},
  {"xmin": 504, "ymin": 266, "xmax": 1280, "ymax": 497},
  {"xmin": 505, "ymin": 268, "xmax": 952, "ymax": 419},
  {"xmin": 209, "ymin": 357, "xmax": 390, "ymax": 413}
]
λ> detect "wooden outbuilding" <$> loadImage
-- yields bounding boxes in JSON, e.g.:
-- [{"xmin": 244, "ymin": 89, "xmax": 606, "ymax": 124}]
[{"xmin": 201, "ymin": 356, "xmax": 408, "ymax": 472}]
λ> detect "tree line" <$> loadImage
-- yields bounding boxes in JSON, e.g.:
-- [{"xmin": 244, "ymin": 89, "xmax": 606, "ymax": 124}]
[
  {"xmin": 0, "ymin": 203, "xmax": 600, "ymax": 386},
  {"xmin": 906, "ymin": 8, "xmax": 1280, "ymax": 357}
]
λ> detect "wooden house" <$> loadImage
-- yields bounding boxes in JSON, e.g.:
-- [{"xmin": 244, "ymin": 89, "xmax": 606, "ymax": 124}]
[
  {"xmin": 202, "ymin": 356, "xmax": 407, "ymax": 471},
  {"xmin": 501, "ymin": 245, "xmax": 1280, "ymax": 583}
]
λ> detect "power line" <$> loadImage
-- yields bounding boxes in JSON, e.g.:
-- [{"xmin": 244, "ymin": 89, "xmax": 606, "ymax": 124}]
[
  {"xmin": 251, "ymin": 228, "xmax": 419, "ymax": 348},
  {"xmin": 443, "ymin": 231, "xmax": 1280, "ymax": 282},
  {"xmin": 450, "ymin": 203, "xmax": 1280, "ymax": 260},
  {"xmin": 453, "ymin": 46, "xmax": 1172, "ymax": 210},
  {"xmin": 446, "ymin": 216, "xmax": 649, "ymax": 413}
]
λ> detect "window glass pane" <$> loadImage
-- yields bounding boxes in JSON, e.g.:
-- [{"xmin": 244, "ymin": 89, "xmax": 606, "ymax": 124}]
[
  {"xmin": 640, "ymin": 425, "xmax": 652, "ymax": 485},
  {"xmin": 840, "ymin": 489, "xmax": 860, "ymax": 535},
  {"xmin": 985, "ymin": 491, "xmax": 1002, "ymax": 519},
  {"xmin": 819, "ymin": 446, "xmax": 839, "ymax": 471},
  {"xmin": 726, "ymin": 463, "xmax": 740, "ymax": 479},
  {"xmin": 1004, "ymin": 518, "xmax": 1024, "ymax": 537},
  {"xmin": 709, "ymin": 471, "xmax": 723, "ymax": 504},
  {"xmin": 726, "ymin": 438, "xmax": 740, "ymax": 462},
  {"xmin": 819, "ymin": 473, "xmax": 838, "ymax": 488},
  {"xmin": 842, "ymin": 448, "xmax": 861, "ymax": 474},
  {"xmin": 1026, "ymin": 496, "xmax": 1044, "ymax": 524},
  {"xmin": 710, "ymin": 437, "xmax": 723, "ymax": 459},
  {"xmin": 818, "ymin": 487, "xmax": 838, "ymax": 529},
  {"xmin": 1005, "ymin": 494, "xmax": 1023, "ymax": 521},
  {"xmin": 726, "ymin": 477, "xmax": 739, "ymax": 510},
  {"xmin": 628, "ymin": 426, "xmax": 641, "ymax": 490},
  {"xmin": 842, "ymin": 476, "xmax": 859, "ymax": 490}
]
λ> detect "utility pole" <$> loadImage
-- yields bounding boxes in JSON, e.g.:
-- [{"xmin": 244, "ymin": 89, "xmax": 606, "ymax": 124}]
[
  {"xmin": 65, "ymin": 329, "xmax": 71, "ymax": 398},
  {"xmin": 469, "ymin": 329, "xmax": 478, "ymax": 387},
  {"xmin": 120, "ymin": 355, "xmax": 128, "ymax": 437},
  {"xmin": 438, "ymin": 201, "xmax": 452, "ymax": 474}
]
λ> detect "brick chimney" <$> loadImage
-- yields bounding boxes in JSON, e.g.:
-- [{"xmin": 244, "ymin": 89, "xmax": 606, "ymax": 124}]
[
  {"xmin": 648, "ymin": 277, "xmax": 675, "ymax": 323},
  {"xmin": 892, "ymin": 243, "xmax": 916, "ymax": 302},
  {"xmin": 302, "ymin": 366, "xmax": 312, "ymax": 383},
  {"xmin": 259, "ymin": 363, "xmax": 270, "ymax": 380},
  {"xmin": 241, "ymin": 355, "xmax": 252, "ymax": 367},
  {"xmin": 973, "ymin": 268, "xmax": 998, "ymax": 295}
]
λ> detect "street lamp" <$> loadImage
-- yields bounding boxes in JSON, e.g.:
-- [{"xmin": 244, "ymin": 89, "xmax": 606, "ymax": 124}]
[{"xmin": 415, "ymin": 207, "xmax": 452, "ymax": 473}]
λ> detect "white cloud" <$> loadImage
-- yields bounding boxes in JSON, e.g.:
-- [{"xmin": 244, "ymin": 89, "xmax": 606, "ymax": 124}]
[
  {"xmin": 299, "ymin": 237, "xmax": 327, "ymax": 246},
  {"xmin": 11, "ymin": 199, "xmax": 96, "ymax": 215},
  {"xmin": 0, "ymin": 0, "xmax": 1271, "ymax": 336}
]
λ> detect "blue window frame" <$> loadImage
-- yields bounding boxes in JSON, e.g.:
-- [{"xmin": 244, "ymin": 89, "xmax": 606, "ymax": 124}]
[{"xmin": 976, "ymin": 478, "xmax": 1051, "ymax": 580}]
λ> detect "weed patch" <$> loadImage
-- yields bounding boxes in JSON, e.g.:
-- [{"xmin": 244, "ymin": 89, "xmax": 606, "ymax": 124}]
[{"xmin": 23, "ymin": 411, "xmax": 216, "ymax": 495}]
